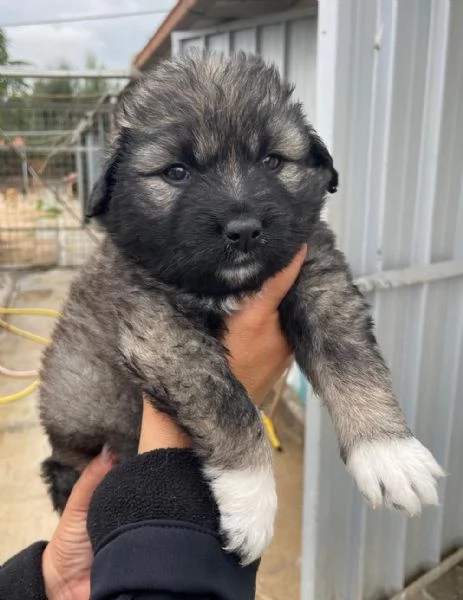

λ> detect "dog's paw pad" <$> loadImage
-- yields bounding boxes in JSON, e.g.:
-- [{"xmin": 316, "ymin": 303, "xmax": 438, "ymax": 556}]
[
  {"xmin": 347, "ymin": 437, "xmax": 445, "ymax": 516},
  {"xmin": 204, "ymin": 466, "xmax": 277, "ymax": 566}
]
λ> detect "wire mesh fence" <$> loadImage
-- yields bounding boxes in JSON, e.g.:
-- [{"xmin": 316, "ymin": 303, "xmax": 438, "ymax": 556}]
[
  {"xmin": 0, "ymin": 187, "xmax": 99, "ymax": 269},
  {"xmin": 0, "ymin": 97, "xmax": 114, "ymax": 269}
]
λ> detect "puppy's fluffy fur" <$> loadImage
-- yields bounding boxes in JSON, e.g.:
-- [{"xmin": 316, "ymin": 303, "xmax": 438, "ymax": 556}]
[{"xmin": 39, "ymin": 53, "xmax": 444, "ymax": 565}]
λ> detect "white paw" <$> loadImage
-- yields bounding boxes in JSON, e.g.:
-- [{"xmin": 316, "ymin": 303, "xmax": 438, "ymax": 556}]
[
  {"xmin": 347, "ymin": 437, "xmax": 445, "ymax": 516},
  {"xmin": 204, "ymin": 465, "xmax": 277, "ymax": 566}
]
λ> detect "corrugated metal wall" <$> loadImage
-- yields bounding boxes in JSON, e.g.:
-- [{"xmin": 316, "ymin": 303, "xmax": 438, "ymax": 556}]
[
  {"xmin": 304, "ymin": 1, "xmax": 463, "ymax": 598},
  {"xmin": 173, "ymin": 2, "xmax": 463, "ymax": 598}
]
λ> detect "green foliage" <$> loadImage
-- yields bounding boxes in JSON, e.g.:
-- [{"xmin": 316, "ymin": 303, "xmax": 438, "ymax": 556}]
[
  {"xmin": 35, "ymin": 198, "xmax": 62, "ymax": 218},
  {"xmin": 80, "ymin": 54, "xmax": 110, "ymax": 96},
  {"xmin": 0, "ymin": 29, "xmax": 7, "ymax": 65},
  {"xmin": 1, "ymin": 32, "xmax": 115, "ymax": 133},
  {"xmin": 32, "ymin": 59, "xmax": 79, "ymax": 100},
  {"xmin": 0, "ymin": 28, "xmax": 30, "ymax": 101}
]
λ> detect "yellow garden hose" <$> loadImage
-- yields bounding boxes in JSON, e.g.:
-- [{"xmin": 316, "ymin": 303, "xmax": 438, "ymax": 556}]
[
  {"xmin": 262, "ymin": 413, "xmax": 283, "ymax": 452},
  {"xmin": 0, "ymin": 317, "xmax": 51, "ymax": 346},
  {"xmin": 0, "ymin": 307, "xmax": 59, "ymax": 405},
  {"xmin": 0, "ymin": 307, "xmax": 61, "ymax": 318},
  {"xmin": 0, "ymin": 379, "xmax": 41, "ymax": 405}
]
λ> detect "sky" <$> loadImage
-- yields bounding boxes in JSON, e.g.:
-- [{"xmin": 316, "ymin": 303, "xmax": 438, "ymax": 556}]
[{"xmin": 0, "ymin": 1, "xmax": 176, "ymax": 69}]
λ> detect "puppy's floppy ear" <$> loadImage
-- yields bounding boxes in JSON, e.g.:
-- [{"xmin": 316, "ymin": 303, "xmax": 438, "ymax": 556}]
[
  {"xmin": 307, "ymin": 129, "xmax": 339, "ymax": 194},
  {"xmin": 85, "ymin": 147, "xmax": 120, "ymax": 218}
]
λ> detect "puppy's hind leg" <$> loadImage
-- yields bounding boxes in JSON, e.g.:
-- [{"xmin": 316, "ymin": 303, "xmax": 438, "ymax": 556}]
[
  {"xmin": 149, "ymin": 375, "xmax": 276, "ymax": 566},
  {"xmin": 41, "ymin": 458, "xmax": 80, "ymax": 513},
  {"xmin": 203, "ymin": 437, "xmax": 276, "ymax": 564}
]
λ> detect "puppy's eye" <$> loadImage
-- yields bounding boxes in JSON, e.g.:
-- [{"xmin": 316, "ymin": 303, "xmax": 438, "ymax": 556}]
[
  {"xmin": 163, "ymin": 164, "xmax": 190, "ymax": 184},
  {"xmin": 262, "ymin": 154, "xmax": 283, "ymax": 171}
]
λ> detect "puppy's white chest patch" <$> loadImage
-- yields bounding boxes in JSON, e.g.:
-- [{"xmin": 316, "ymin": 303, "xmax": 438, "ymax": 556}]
[
  {"xmin": 219, "ymin": 264, "xmax": 261, "ymax": 285},
  {"xmin": 220, "ymin": 296, "xmax": 242, "ymax": 314}
]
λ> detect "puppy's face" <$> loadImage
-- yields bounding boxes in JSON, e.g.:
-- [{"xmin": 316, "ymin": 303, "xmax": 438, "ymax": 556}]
[{"xmin": 89, "ymin": 53, "xmax": 337, "ymax": 295}]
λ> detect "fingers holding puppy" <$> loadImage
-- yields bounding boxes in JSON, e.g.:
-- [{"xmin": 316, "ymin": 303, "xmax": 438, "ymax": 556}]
[{"xmin": 224, "ymin": 245, "xmax": 307, "ymax": 404}]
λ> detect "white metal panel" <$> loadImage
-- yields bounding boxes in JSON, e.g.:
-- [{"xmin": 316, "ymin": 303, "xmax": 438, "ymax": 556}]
[
  {"xmin": 429, "ymin": 0, "xmax": 463, "ymax": 264},
  {"xmin": 305, "ymin": 1, "xmax": 463, "ymax": 598},
  {"xmin": 231, "ymin": 28, "xmax": 257, "ymax": 53},
  {"xmin": 258, "ymin": 22, "xmax": 287, "ymax": 75},
  {"xmin": 286, "ymin": 18, "xmax": 318, "ymax": 118},
  {"xmin": 206, "ymin": 32, "xmax": 230, "ymax": 54},
  {"xmin": 179, "ymin": 36, "xmax": 205, "ymax": 53}
]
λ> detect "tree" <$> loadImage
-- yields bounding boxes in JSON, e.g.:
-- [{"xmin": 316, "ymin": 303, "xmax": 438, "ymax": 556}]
[
  {"xmin": 32, "ymin": 54, "xmax": 113, "ymax": 103},
  {"xmin": 0, "ymin": 28, "xmax": 29, "ymax": 100},
  {"xmin": 29, "ymin": 56, "xmax": 112, "ymax": 131},
  {"xmin": 32, "ymin": 59, "xmax": 78, "ymax": 101},
  {"xmin": 78, "ymin": 53, "xmax": 110, "ymax": 97},
  {"xmin": 0, "ymin": 28, "xmax": 9, "ymax": 99}
]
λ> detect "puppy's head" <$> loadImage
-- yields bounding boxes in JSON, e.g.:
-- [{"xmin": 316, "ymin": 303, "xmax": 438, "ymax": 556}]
[{"xmin": 89, "ymin": 52, "xmax": 338, "ymax": 295}]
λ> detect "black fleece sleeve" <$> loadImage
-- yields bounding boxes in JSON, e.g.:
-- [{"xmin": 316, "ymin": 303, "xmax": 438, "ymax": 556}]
[
  {"xmin": 87, "ymin": 449, "xmax": 257, "ymax": 600},
  {"xmin": 0, "ymin": 542, "xmax": 47, "ymax": 600}
]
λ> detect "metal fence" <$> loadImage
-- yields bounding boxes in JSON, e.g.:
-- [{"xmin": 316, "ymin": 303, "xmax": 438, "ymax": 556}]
[{"xmin": 0, "ymin": 97, "xmax": 113, "ymax": 269}]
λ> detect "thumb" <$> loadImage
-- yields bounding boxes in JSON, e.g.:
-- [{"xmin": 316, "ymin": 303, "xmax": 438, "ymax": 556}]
[
  {"xmin": 66, "ymin": 446, "xmax": 115, "ymax": 515},
  {"xmin": 249, "ymin": 244, "xmax": 307, "ymax": 315}
]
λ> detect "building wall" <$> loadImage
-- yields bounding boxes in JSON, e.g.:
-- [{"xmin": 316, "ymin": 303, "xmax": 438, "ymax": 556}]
[{"xmin": 303, "ymin": 1, "xmax": 463, "ymax": 598}]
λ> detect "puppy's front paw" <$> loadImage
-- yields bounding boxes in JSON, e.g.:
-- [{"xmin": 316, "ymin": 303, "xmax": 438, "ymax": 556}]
[
  {"xmin": 204, "ymin": 465, "xmax": 277, "ymax": 566},
  {"xmin": 347, "ymin": 437, "xmax": 445, "ymax": 516}
]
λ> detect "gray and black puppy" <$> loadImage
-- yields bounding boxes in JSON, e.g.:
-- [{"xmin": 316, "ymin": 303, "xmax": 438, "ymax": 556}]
[{"xmin": 39, "ymin": 52, "xmax": 444, "ymax": 565}]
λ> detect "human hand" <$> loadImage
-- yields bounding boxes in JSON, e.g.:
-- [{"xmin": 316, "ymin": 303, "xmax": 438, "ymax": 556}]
[
  {"xmin": 42, "ymin": 448, "xmax": 115, "ymax": 600},
  {"xmin": 224, "ymin": 244, "xmax": 307, "ymax": 404},
  {"xmin": 138, "ymin": 245, "xmax": 307, "ymax": 452}
]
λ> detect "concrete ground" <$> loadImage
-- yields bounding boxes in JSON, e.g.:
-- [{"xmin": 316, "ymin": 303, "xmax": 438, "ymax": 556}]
[
  {"xmin": 0, "ymin": 270, "xmax": 70, "ymax": 561},
  {"xmin": 404, "ymin": 561, "xmax": 463, "ymax": 600},
  {"xmin": 0, "ymin": 269, "xmax": 303, "ymax": 600}
]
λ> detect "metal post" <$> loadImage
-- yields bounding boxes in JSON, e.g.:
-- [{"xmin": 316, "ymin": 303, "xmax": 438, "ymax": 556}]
[
  {"xmin": 75, "ymin": 142, "xmax": 85, "ymax": 221},
  {"xmin": 97, "ymin": 112, "xmax": 105, "ymax": 148},
  {"xmin": 21, "ymin": 150, "xmax": 29, "ymax": 195},
  {"xmin": 0, "ymin": 67, "xmax": 134, "ymax": 79}
]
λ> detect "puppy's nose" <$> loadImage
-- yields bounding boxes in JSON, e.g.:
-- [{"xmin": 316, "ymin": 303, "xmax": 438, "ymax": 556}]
[{"xmin": 224, "ymin": 218, "xmax": 263, "ymax": 252}]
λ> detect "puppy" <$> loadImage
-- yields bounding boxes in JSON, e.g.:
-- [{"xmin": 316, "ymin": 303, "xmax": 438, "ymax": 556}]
[{"xmin": 39, "ymin": 52, "xmax": 444, "ymax": 566}]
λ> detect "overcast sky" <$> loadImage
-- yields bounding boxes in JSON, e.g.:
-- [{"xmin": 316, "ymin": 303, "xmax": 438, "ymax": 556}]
[{"xmin": 1, "ymin": 0, "xmax": 176, "ymax": 69}]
